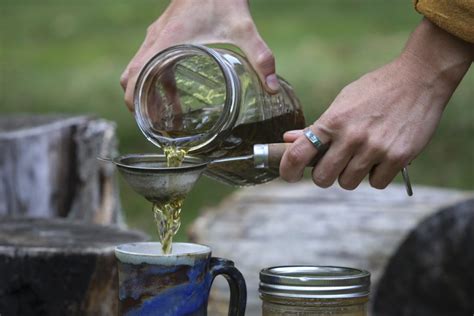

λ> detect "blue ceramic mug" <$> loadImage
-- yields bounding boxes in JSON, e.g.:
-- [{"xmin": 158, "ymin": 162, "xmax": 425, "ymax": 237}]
[{"xmin": 115, "ymin": 242, "xmax": 246, "ymax": 316}]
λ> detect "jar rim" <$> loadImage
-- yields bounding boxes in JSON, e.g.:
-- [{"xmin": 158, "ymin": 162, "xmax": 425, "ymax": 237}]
[
  {"xmin": 133, "ymin": 44, "xmax": 240, "ymax": 152},
  {"xmin": 260, "ymin": 265, "xmax": 370, "ymax": 299}
]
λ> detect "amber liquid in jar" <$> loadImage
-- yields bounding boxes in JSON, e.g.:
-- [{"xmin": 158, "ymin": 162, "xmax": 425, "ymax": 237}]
[
  {"xmin": 163, "ymin": 110, "xmax": 304, "ymax": 185},
  {"xmin": 135, "ymin": 45, "xmax": 306, "ymax": 186},
  {"xmin": 262, "ymin": 295, "xmax": 368, "ymax": 316}
]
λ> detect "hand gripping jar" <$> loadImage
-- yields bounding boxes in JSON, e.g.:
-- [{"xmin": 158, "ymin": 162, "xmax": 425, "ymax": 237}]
[
  {"xmin": 134, "ymin": 44, "xmax": 305, "ymax": 186},
  {"xmin": 259, "ymin": 266, "xmax": 370, "ymax": 316}
]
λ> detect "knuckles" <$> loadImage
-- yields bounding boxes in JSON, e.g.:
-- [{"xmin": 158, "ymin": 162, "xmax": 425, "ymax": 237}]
[
  {"xmin": 146, "ymin": 25, "xmax": 154, "ymax": 36},
  {"xmin": 385, "ymin": 149, "xmax": 412, "ymax": 167},
  {"xmin": 285, "ymin": 144, "xmax": 307, "ymax": 167},
  {"xmin": 346, "ymin": 131, "xmax": 367, "ymax": 148},
  {"xmin": 128, "ymin": 63, "xmax": 142, "ymax": 75},
  {"xmin": 233, "ymin": 18, "xmax": 257, "ymax": 36},
  {"xmin": 120, "ymin": 77, "xmax": 127, "ymax": 90},
  {"xmin": 390, "ymin": 151, "xmax": 411, "ymax": 165},
  {"xmin": 351, "ymin": 161, "xmax": 371, "ymax": 174},
  {"xmin": 280, "ymin": 145, "xmax": 307, "ymax": 182},
  {"xmin": 255, "ymin": 49, "xmax": 275, "ymax": 74},
  {"xmin": 365, "ymin": 139, "xmax": 387, "ymax": 157},
  {"xmin": 120, "ymin": 72, "xmax": 129, "ymax": 90},
  {"xmin": 317, "ymin": 115, "xmax": 344, "ymax": 132}
]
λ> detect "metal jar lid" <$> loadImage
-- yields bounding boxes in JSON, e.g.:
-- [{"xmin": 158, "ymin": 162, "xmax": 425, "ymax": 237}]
[{"xmin": 260, "ymin": 265, "xmax": 370, "ymax": 299}]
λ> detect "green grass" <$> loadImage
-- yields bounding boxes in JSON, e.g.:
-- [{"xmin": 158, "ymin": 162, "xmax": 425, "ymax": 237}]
[{"xmin": 1, "ymin": 0, "xmax": 473, "ymax": 240}]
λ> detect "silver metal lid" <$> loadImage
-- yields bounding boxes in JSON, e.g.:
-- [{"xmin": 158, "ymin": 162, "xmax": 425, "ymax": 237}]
[{"xmin": 260, "ymin": 265, "xmax": 370, "ymax": 299}]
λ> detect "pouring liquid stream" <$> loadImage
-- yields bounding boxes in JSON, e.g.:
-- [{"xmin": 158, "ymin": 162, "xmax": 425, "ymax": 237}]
[{"xmin": 153, "ymin": 146, "xmax": 188, "ymax": 254}]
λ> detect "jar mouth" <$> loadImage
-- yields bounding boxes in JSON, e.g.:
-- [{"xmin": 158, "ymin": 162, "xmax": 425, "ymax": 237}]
[
  {"xmin": 260, "ymin": 265, "xmax": 370, "ymax": 299},
  {"xmin": 134, "ymin": 44, "xmax": 240, "ymax": 152}
]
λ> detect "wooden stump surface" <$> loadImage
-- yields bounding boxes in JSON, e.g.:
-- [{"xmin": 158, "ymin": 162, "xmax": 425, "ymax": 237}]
[
  {"xmin": 0, "ymin": 114, "xmax": 122, "ymax": 225},
  {"xmin": 0, "ymin": 217, "xmax": 147, "ymax": 316},
  {"xmin": 189, "ymin": 181, "xmax": 474, "ymax": 316}
]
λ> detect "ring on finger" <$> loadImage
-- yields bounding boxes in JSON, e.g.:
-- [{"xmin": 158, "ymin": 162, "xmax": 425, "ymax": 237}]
[{"xmin": 304, "ymin": 128, "xmax": 327, "ymax": 152}]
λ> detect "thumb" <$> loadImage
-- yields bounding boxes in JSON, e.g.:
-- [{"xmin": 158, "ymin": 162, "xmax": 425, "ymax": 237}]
[{"xmin": 236, "ymin": 29, "xmax": 279, "ymax": 94}]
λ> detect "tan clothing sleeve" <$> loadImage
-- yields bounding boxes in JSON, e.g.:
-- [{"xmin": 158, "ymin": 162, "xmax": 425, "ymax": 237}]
[{"xmin": 414, "ymin": 0, "xmax": 474, "ymax": 43}]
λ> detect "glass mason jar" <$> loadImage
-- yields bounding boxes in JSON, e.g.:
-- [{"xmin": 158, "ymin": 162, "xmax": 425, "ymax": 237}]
[
  {"xmin": 134, "ymin": 44, "xmax": 305, "ymax": 186},
  {"xmin": 259, "ymin": 266, "xmax": 370, "ymax": 316}
]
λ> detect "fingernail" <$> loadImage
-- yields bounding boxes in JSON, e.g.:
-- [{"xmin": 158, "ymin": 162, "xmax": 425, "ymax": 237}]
[
  {"xmin": 285, "ymin": 130, "xmax": 301, "ymax": 135},
  {"xmin": 265, "ymin": 74, "xmax": 280, "ymax": 92}
]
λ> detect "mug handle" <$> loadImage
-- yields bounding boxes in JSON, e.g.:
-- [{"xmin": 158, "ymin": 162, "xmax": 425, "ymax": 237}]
[{"xmin": 209, "ymin": 257, "xmax": 247, "ymax": 316}]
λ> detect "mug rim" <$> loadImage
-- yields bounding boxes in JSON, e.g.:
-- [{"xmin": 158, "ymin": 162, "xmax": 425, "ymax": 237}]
[{"xmin": 115, "ymin": 242, "xmax": 211, "ymax": 265}]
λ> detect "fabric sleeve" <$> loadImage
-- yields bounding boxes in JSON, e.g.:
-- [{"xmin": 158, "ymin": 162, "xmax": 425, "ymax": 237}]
[{"xmin": 413, "ymin": 0, "xmax": 474, "ymax": 43}]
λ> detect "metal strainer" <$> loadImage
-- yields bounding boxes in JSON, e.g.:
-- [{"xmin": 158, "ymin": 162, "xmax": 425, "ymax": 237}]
[
  {"xmin": 100, "ymin": 143, "xmax": 413, "ymax": 201},
  {"xmin": 100, "ymin": 154, "xmax": 208, "ymax": 202}
]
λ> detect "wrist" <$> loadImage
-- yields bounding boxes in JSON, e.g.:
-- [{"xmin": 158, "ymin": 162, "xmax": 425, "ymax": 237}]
[
  {"xmin": 400, "ymin": 18, "xmax": 472, "ymax": 89},
  {"xmin": 170, "ymin": 0, "xmax": 247, "ymax": 7}
]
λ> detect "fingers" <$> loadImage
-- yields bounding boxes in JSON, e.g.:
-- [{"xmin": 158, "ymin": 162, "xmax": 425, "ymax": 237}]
[
  {"xmin": 122, "ymin": 47, "xmax": 160, "ymax": 112},
  {"xmin": 369, "ymin": 160, "xmax": 404, "ymax": 189},
  {"xmin": 279, "ymin": 136, "xmax": 316, "ymax": 182},
  {"xmin": 311, "ymin": 141, "xmax": 354, "ymax": 188},
  {"xmin": 121, "ymin": 60, "xmax": 145, "ymax": 112},
  {"xmin": 280, "ymin": 124, "xmax": 409, "ymax": 191},
  {"xmin": 120, "ymin": 68, "xmax": 129, "ymax": 91},
  {"xmin": 121, "ymin": 23, "xmax": 168, "ymax": 111},
  {"xmin": 283, "ymin": 129, "xmax": 304, "ymax": 143},
  {"xmin": 279, "ymin": 126, "xmax": 330, "ymax": 183},
  {"xmin": 235, "ymin": 23, "xmax": 279, "ymax": 93},
  {"xmin": 120, "ymin": 33, "xmax": 157, "ymax": 111},
  {"xmin": 124, "ymin": 72, "xmax": 138, "ymax": 112},
  {"xmin": 280, "ymin": 123, "xmax": 400, "ymax": 191},
  {"xmin": 338, "ymin": 155, "xmax": 377, "ymax": 190}
]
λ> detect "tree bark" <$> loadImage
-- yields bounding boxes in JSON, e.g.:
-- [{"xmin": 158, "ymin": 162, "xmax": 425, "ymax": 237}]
[
  {"xmin": 0, "ymin": 217, "xmax": 147, "ymax": 316},
  {"xmin": 0, "ymin": 114, "xmax": 122, "ymax": 225}
]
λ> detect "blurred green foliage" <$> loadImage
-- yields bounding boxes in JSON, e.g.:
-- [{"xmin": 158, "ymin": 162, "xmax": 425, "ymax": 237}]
[{"xmin": 1, "ymin": 0, "xmax": 473, "ymax": 240}]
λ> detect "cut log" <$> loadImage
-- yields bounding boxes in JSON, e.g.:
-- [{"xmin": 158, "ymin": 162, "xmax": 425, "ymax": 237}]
[
  {"xmin": 188, "ymin": 181, "xmax": 474, "ymax": 316},
  {"xmin": 0, "ymin": 114, "xmax": 122, "ymax": 225},
  {"xmin": 0, "ymin": 217, "xmax": 147, "ymax": 316}
]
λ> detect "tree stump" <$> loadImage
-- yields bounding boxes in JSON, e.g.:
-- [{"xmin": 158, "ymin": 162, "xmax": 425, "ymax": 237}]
[
  {"xmin": 0, "ymin": 114, "xmax": 122, "ymax": 225},
  {"xmin": 188, "ymin": 181, "xmax": 474, "ymax": 316},
  {"xmin": 0, "ymin": 217, "xmax": 147, "ymax": 316},
  {"xmin": 373, "ymin": 199, "xmax": 474, "ymax": 316}
]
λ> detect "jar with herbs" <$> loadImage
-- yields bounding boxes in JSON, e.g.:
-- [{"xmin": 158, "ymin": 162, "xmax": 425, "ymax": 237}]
[{"xmin": 134, "ymin": 44, "xmax": 306, "ymax": 186}]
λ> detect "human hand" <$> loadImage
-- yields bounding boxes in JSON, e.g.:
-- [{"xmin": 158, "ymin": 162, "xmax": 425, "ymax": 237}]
[
  {"xmin": 280, "ymin": 19, "xmax": 473, "ymax": 190},
  {"xmin": 120, "ymin": 0, "xmax": 278, "ymax": 111}
]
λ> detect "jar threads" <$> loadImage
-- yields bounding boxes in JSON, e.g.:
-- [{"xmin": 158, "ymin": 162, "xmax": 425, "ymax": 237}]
[{"xmin": 260, "ymin": 266, "xmax": 370, "ymax": 316}]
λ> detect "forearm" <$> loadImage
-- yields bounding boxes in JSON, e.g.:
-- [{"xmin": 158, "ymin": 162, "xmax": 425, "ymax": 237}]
[
  {"xmin": 400, "ymin": 18, "xmax": 473, "ymax": 95},
  {"xmin": 168, "ymin": 0, "xmax": 248, "ymax": 13}
]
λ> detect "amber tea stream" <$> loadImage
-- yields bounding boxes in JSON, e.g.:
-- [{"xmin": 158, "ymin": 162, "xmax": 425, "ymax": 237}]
[
  {"xmin": 151, "ymin": 113, "xmax": 305, "ymax": 253},
  {"xmin": 151, "ymin": 146, "xmax": 188, "ymax": 254}
]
